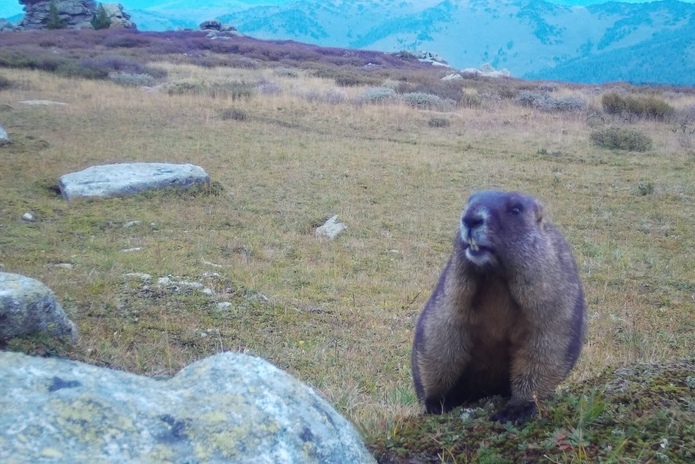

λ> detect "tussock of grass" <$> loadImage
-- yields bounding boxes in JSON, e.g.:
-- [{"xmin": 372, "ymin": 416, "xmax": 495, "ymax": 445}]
[
  {"xmin": 602, "ymin": 92, "xmax": 675, "ymax": 121},
  {"xmin": 1, "ymin": 36, "xmax": 694, "ymax": 462},
  {"xmin": 370, "ymin": 356, "xmax": 695, "ymax": 463},
  {"xmin": 590, "ymin": 126, "xmax": 653, "ymax": 152}
]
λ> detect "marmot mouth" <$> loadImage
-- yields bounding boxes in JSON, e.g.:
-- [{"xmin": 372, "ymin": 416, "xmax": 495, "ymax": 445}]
[
  {"xmin": 465, "ymin": 238, "xmax": 494, "ymax": 258},
  {"xmin": 466, "ymin": 245, "xmax": 493, "ymax": 257},
  {"xmin": 466, "ymin": 238, "xmax": 492, "ymax": 253}
]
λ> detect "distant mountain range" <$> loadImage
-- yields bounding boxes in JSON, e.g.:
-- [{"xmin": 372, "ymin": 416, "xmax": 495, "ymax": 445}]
[{"xmin": 2, "ymin": 1, "xmax": 694, "ymax": 86}]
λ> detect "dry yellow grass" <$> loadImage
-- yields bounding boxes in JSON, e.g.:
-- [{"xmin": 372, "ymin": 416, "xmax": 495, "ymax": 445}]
[{"xmin": 1, "ymin": 66, "xmax": 693, "ymax": 438}]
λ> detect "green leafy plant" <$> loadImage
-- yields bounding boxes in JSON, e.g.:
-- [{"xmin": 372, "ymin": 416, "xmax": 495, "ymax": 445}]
[
  {"xmin": 590, "ymin": 126, "xmax": 653, "ymax": 152},
  {"xmin": 46, "ymin": 0, "xmax": 66, "ymax": 30},
  {"xmin": 602, "ymin": 92, "xmax": 675, "ymax": 121},
  {"xmin": 91, "ymin": 3, "xmax": 112, "ymax": 30}
]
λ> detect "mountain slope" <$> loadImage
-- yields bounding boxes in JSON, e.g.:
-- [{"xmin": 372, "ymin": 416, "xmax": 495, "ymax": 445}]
[
  {"xmin": 527, "ymin": 19, "xmax": 695, "ymax": 85},
  {"xmin": 208, "ymin": 0, "xmax": 695, "ymax": 85},
  {"xmin": 5, "ymin": 0, "xmax": 693, "ymax": 85}
]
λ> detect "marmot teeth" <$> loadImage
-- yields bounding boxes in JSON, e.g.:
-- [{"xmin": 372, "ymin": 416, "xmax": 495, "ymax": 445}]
[{"xmin": 469, "ymin": 237, "xmax": 479, "ymax": 251}]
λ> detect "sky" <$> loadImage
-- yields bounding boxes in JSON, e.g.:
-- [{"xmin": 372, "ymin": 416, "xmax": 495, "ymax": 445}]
[{"xmin": 1, "ymin": 0, "xmax": 693, "ymax": 21}]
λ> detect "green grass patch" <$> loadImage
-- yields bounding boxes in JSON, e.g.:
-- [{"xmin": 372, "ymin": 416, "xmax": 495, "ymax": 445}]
[
  {"xmin": 0, "ymin": 54, "xmax": 693, "ymax": 462},
  {"xmin": 370, "ymin": 357, "xmax": 695, "ymax": 463}
]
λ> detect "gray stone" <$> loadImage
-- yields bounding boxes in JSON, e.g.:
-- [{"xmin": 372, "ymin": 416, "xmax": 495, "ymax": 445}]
[
  {"xmin": 22, "ymin": 212, "xmax": 35, "ymax": 221},
  {"xmin": 460, "ymin": 64, "xmax": 511, "ymax": 79},
  {"xmin": 120, "ymin": 247, "xmax": 142, "ymax": 253},
  {"xmin": 58, "ymin": 163, "xmax": 210, "ymax": 200},
  {"xmin": 19, "ymin": 100, "xmax": 69, "ymax": 106},
  {"xmin": 102, "ymin": 3, "xmax": 137, "ymax": 29},
  {"xmin": 0, "ymin": 272, "xmax": 78, "ymax": 344},
  {"xmin": 200, "ymin": 20, "xmax": 223, "ymax": 31},
  {"xmin": 19, "ymin": 0, "xmax": 97, "ymax": 30},
  {"xmin": 200, "ymin": 20, "xmax": 236, "ymax": 32},
  {"xmin": 52, "ymin": 263, "xmax": 74, "ymax": 270},
  {"xmin": 0, "ymin": 351, "xmax": 376, "ymax": 464},
  {"xmin": 315, "ymin": 215, "xmax": 347, "ymax": 239},
  {"xmin": 124, "ymin": 272, "xmax": 152, "ymax": 281},
  {"xmin": 0, "ymin": 125, "xmax": 9, "ymax": 146}
]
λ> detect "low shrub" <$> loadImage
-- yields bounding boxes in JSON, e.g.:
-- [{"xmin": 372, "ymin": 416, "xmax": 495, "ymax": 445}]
[
  {"xmin": 104, "ymin": 34, "xmax": 152, "ymax": 49},
  {"xmin": 637, "ymin": 182, "xmax": 654, "ymax": 196},
  {"xmin": 226, "ymin": 56, "xmax": 261, "ymax": 69},
  {"xmin": 460, "ymin": 91, "xmax": 483, "ymax": 108},
  {"xmin": 497, "ymin": 86, "xmax": 519, "ymax": 99},
  {"xmin": 303, "ymin": 89, "xmax": 346, "ymax": 105},
  {"xmin": 428, "ymin": 117, "xmax": 450, "ymax": 128},
  {"xmin": 167, "ymin": 80, "xmax": 255, "ymax": 100},
  {"xmin": 256, "ymin": 80, "xmax": 282, "ymax": 96},
  {"xmin": 220, "ymin": 108, "xmax": 248, "ymax": 121},
  {"xmin": 78, "ymin": 56, "xmax": 168, "ymax": 80},
  {"xmin": 108, "ymin": 72, "xmax": 158, "ymax": 87},
  {"xmin": 674, "ymin": 104, "xmax": 695, "ymax": 125},
  {"xmin": 334, "ymin": 73, "xmax": 380, "ymax": 87},
  {"xmin": 0, "ymin": 75, "xmax": 11, "ymax": 91},
  {"xmin": 396, "ymin": 80, "xmax": 465, "ymax": 105},
  {"xmin": 209, "ymin": 81, "xmax": 254, "ymax": 100},
  {"xmin": 590, "ymin": 126, "xmax": 653, "ymax": 152},
  {"xmin": 602, "ymin": 92, "xmax": 675, "ymax": 121},
  {"xmin": 166, "ymin": 80, "xmax": 204, "ymax": 96},
  {"xmin": 356, "ymin": 87, "xmax": 398, "ymax": 104},
  {"xmin": 516, "ymin": 91, "xmax": 585, "ymax": 112},
  {"xmin": 274, "ymin": 67, "xmax": 298, "ymax": 78},
  {"xmin": 402, "ymin": 92, "xmax": 450, "ymax": 110},
  {"xmin": 0, "ymin": 50, "xmax": 69, "ymax": 73}
]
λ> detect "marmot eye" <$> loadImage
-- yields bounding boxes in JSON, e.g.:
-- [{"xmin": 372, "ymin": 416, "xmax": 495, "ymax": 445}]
[{"xmin": 510, "ymin": 205, "xmax": 523, "ymax": 215}]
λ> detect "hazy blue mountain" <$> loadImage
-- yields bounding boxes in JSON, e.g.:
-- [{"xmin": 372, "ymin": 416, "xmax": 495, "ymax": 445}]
[
  {"xmin": 2, "ymin": 0, "xmax": 694, "ymax": 85},
  {"xmin": 206, "ymin": 0, "xmax": 695, "ymax": 85},
  {"xmin": 527, "ymin": 18, "xmax": 695, "ymax": 84}
]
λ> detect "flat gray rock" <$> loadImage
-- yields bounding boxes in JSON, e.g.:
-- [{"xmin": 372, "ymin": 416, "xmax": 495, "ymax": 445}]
[
  {"xmin": 0, "ymin": 272, "xmax": 78, "ymax": 344},
  {"xmin": 315, "ymin": 215, "xmax": 347, "ymax": 239},
  {"xmin": 0, "ymin": 351, "xmax": 376, "ymax": 464},
  {"xmin": 18, "ymin": 100, "xmax": 69, "ymax": 106},
  {"xmin": 59, "ymin": 163, "xmax": 210, "ymax": 200}
]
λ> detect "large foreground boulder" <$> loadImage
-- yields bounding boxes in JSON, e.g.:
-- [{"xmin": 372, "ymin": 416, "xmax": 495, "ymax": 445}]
[
  {"xmin": 59, "ymin": 162, "xmax": 210, "ymax": 200},
  {"xmin": 0, "ymin": 351, "xmax": 376, "ymax": 463},
  {"xmin": 0, "ymin": 272, "xmax": 78, "ymax": 344}
]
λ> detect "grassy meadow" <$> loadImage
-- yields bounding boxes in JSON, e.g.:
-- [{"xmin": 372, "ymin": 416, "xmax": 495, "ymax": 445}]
[{"xmin": 1, "ymin": 30, "xmax": 694, "ymax": 462}]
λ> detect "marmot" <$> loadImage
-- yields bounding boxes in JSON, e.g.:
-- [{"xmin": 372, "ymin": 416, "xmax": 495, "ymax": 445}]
[{"xmin": 412, "ymin": 190, "xmax": 586, "ymax": 424}]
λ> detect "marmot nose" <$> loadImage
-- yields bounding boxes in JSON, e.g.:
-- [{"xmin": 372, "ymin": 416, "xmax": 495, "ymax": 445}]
[{"xmin": 463, "ymin": 212, "xmax": 484, "ymax": 230}]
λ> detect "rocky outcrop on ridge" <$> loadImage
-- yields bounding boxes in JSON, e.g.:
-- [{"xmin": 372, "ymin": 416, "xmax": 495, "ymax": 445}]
[
  {"xmin": 17, "ymin": 1, "xmax": 136, "ymax": 30},
  {"xmin": 103, "ymin": 3, "xmax": 136, "ymax": 29},
  {"xmin": 19, "ymin": 0, "xmax": 97, "ymax": 30}
]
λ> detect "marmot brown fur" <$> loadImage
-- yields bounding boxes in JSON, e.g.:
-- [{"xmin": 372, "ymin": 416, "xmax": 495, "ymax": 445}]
[{"xmin": 412, "ymin": 190, "xmax": 587, "ymax": 424}]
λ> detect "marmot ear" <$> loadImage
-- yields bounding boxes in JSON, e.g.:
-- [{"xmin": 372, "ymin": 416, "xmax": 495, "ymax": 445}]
[{"xmin": 534, "ymin": 200, "xmax": 545, "ymax": 224}]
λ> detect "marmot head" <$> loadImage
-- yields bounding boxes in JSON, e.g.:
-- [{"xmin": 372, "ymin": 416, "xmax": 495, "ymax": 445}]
[{"xmin": 459, "ymin": 191, "xmax": 544, "ymax": 270}]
